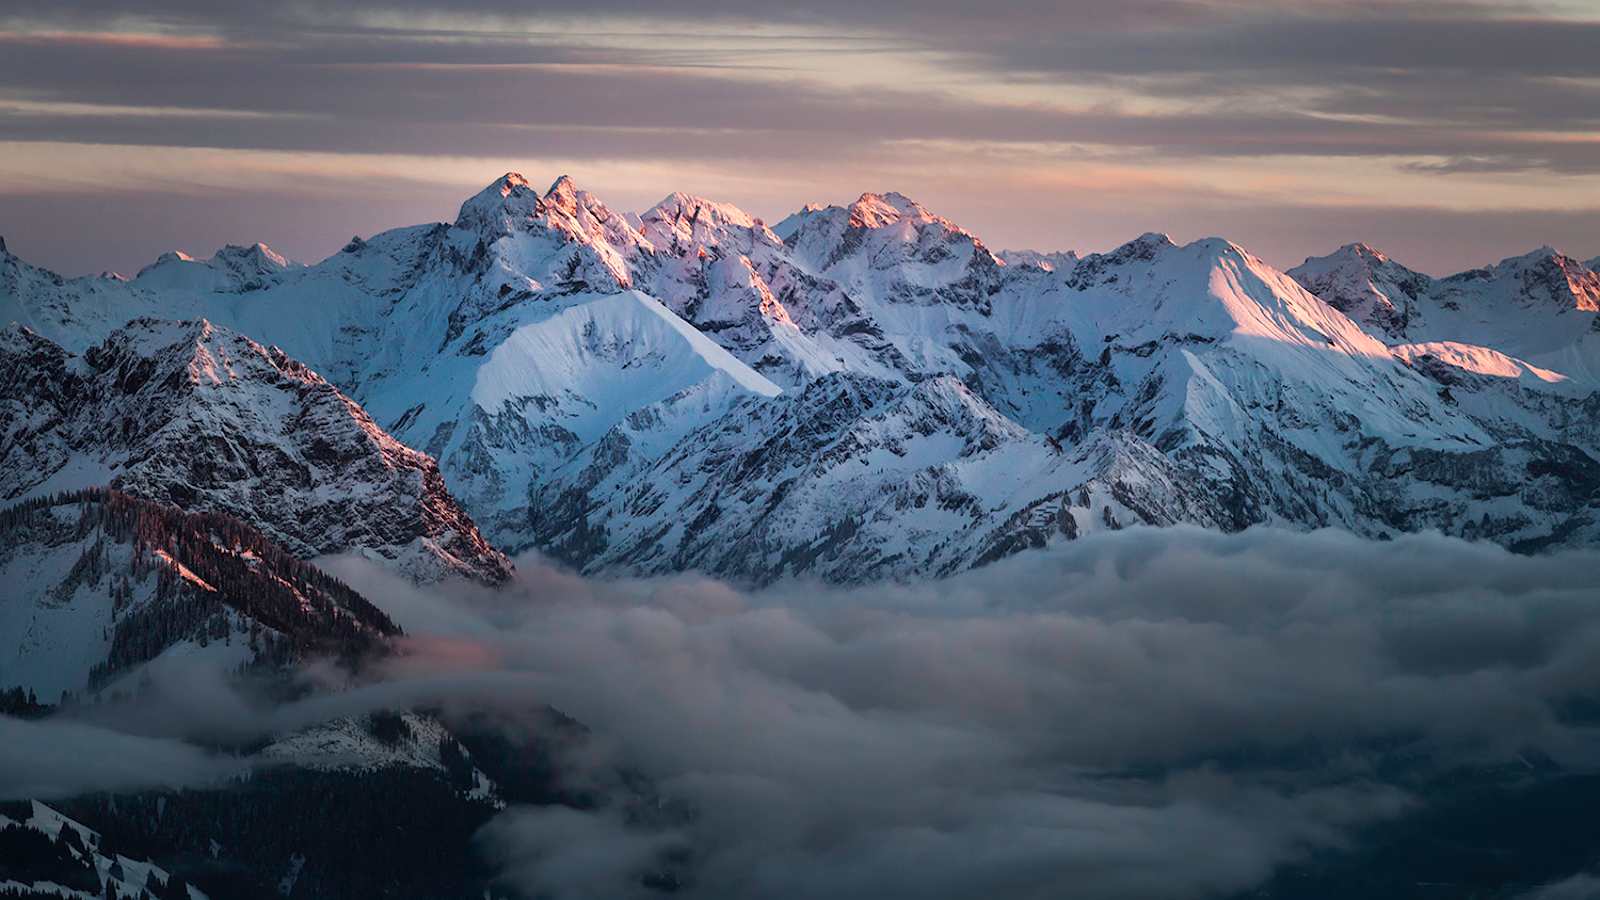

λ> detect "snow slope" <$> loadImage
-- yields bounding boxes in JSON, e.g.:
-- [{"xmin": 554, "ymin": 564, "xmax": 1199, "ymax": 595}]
[{"xmin": 0, "ymin": 800, "xmax": 210, "ymax": 900}]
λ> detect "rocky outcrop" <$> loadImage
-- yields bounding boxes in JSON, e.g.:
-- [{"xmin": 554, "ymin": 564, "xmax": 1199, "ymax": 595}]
[{"xmin": 0, "ymin": 320, "xmax": 511, "ymax": 583}]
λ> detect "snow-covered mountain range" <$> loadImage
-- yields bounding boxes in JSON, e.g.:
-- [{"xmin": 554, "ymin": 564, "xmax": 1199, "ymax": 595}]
[{"xmin": 4, "ymin": 175, "xmax": 1599, "ymax": 584}]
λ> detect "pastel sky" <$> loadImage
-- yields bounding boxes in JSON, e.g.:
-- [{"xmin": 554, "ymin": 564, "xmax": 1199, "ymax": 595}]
[{"xmin": 2, "ymin": 0, "xmax": 1598, "ymax": 277}]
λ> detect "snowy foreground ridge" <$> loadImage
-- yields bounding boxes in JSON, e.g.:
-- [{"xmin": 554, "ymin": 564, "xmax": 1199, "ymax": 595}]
[{"xmin": 4, "ymin": 174, "xmax": 1600, "ymax": 584}]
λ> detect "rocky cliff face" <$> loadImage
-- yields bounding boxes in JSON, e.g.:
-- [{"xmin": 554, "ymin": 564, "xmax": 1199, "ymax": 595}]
[
  {"xmin": 0, "ymin": 488, "xmax": 400, "ymax": 701},
  {"xmin": 0, "ymin": 320, "xmax": 511, "ymax": 583}
]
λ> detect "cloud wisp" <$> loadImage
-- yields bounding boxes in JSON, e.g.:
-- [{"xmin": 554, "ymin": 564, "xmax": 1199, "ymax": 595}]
[{"xmin": 0, "ymin": 716, "xmax": 248, "ymax": 800}]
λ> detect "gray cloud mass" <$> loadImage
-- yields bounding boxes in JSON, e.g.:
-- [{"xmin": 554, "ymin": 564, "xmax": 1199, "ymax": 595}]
[
  {"xmin": 327, "ymin": 527, "xmax": 1600, "ymax": 899},
  {"xmin": 8, "ymin": 527, "xmax": 1600, "ymax": 896}
]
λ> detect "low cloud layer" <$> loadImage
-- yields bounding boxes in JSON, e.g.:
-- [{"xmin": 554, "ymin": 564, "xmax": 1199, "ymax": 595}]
[
  {"xmin": 327, "ymin": 527, "xmax": 1600, "ymax": 898},
  {"xmin": 7, "ymin": 526, "xmax": 1600, "ymax": 897}
]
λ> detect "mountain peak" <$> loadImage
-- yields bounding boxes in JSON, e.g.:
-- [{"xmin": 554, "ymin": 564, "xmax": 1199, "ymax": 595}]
[
  {"xmin": 847, "ymin": 191, "xmax": 929, "ymax": 229},
  {"xmin": 213, "ymin": 241, "xmax": 291, "ymax": 270},
  {"xmin": 1287, "ymin": 242, "xmax": 1433, "ymax": 339},
  {"xmin": 647, "ymin": 191, "xmax": 758, "ymax": 229},
  {"xmin": 456, "ymin": 172, "xmax": 542, "ymax": 230},
  {"xmin": 130, "ymin": 251, "xmax": 197, "ymax": 282},
  {"xmin": 640, "ymin": 192, "xmax": 765, "ymax": 255},
  {"xmin": 110, "ymin": 316, "xmax": 218, "ymax": 358},
  {"xmin": 1187, "ymin": 236, "xmax": 1252, "ymax": 259},
  {"xmin": 1498, "ymin": 245, "xmax": 1564, "ymax": 267},
  {"xmin": 1480, "ymin": 245, "xmax": 1600, "ymax": 312},
  {"xmin": 494, "ymin": 171, "xmax": 533, "ymax": 195},
  {"xmin": 1294, "ymin": 242, "xmax": 1426, "ymax": 280},
  {"xmin": 130, "ymin": 244, "xmax": 291, "ymax": 293},
  {"xmin": 544, "ymin": 174, "xmax": 583, "ymax": 212},
  {"xmin": 997, "ymin": 249, "xmax": 1079, "ymax": 272},
  {"xmin": 1488, "ymin": 245, "xmax": 1591, "ymax": 279},
  {"xmin": 1334, "ymin": 241, "xmax": 1388, "ymax": 261},
  {"xmin": 1101, "ymin": 232, "xmax": 1175, "ymax": 262}
]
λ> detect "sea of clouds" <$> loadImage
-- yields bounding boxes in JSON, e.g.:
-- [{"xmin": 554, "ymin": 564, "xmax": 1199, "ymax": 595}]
[{"xmin": 6, "ymin": 526, "xmax": 1600, "ymax": 898}]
